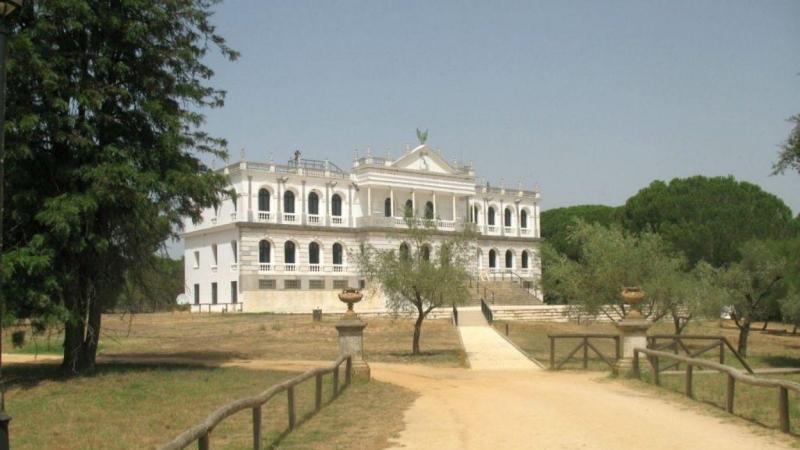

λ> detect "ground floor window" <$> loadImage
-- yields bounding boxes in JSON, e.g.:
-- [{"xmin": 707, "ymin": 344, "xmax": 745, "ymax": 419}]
[
  {"xmin": 332, "ymin": 279, "xmax": 348, "ymax": 290},
  {"xmin": 259, "ymin": 279, "xmax": 276, "ymax": 290},
  {"xmin": 231, "ymin": 281, "xmax": 238, "ymax": 303},
  {"xmin": 284, "ymin": 279, "xmax": 300, "ymax": 290},
  {"xmin": 309, "ymin": 279, "xmax": 325, "ymax": 289},
  {"xmin": 194, "ymin": 284, "xmax": 200, "ymax": 304},
  {"xmin": 211, "ymin": 282, "xmax": 218, "ymax": 304}
]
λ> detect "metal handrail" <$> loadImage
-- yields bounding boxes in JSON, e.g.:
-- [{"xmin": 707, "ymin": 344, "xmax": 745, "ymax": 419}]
[{"xmin": 480, "ymin": 299, "xmax": 493, "ymax": 325}]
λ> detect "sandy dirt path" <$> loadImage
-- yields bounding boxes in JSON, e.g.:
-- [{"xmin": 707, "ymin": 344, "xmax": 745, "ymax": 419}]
[
  {"xmin": 370, "ymin": 363, "xmax": 796, "ymax": 450},
  {"xmin": 6, "ymin": 354, "xmax": 796, "ymax": 449}
]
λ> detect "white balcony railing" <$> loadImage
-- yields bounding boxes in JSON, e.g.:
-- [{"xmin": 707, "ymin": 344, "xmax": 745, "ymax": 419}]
[
  {"xmin": 284, "ymin": 263, "xmax": 296, "ymax": 272},
  {"xmin": 520, "ymin": 228, "xmax": 531, "ymax": 235},
  {"xmin": 437, "ymin": 219, "xmax": 455, "ymax": 229},
  {"xmin": 283, "ymin": 213, "xmax": 297, "ymax": 223},
  {"xmin": 307, "ymin": 214, "xmax": 321, "ymax": 224},
  {"xmin": 257, "ymin": 211, "xmax": 271, "ymax": 222},
  {"xmin": 331, "ymin": 216, "xmax": 344, "ymax": 225},
  {"xmin": 332, "ymin": 264, "xmax": 347, "ymax": 273},
  {"xmin": 504, "ymin": 226, "xmax": 514, "ymax": 234},
  {"xmin": 211, "ymin": 265, "xmax": 218, "ymax": 272},
  {"xmin": 259, "ymin": 263, "xmax": 272, "ymax": 272},
  {"xmin": 487, "ymin": 225, "xmax": 498, "ymax": 233},
  {"xmin": 308, "ymin": 264, "xmax": 321, "ymax": 272}
]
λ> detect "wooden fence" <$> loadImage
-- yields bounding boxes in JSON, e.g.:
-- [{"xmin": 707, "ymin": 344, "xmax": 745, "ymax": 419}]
[
  {"xmin": 160, "ymin": 355, "xmax": 353, "ymax": 450},
  {"xmin": 548, "ymin": 334, "xmax": 620, "ymax": 370},
  {"xmin": 633, "ymin": 348, "xmax": 800, "ymax": 434},
  {"xmin": 647, "ymin": 334, "xmax": 753, "ymax": 374}
]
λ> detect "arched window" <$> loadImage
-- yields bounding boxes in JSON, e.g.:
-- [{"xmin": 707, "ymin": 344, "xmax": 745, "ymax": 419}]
[
  {"xmin": 522, "ymin": 251, "xmax": 529, "ymax": 269},
  {"xmin": 424, "ymin": 201, "xmax": 434, "ymax": 220},
  {"xmin": 421, "ymin": 244, "xmax": 431, "ymax": 262},
  {"xmin": 309, "ymin": 242, "xmax": 320, "ymax": 264},
  {"xmin": 231, "ymin": 192, "xmax": 237, "ymax": 212},
  {"xmin": 259, "ymin": 240, "xmax": 271, "ymax": 263},
  {"xmin": 384, "ymin": 198, "xmax": 392, "ymax": 217},
  {"xmin": 284, "ymin": 191, "xmax": 295, "ymax": 213},
  {"xmin": 473, "ymin": 205, "xmax": 479, "ymax": 223},
  {"xmin": 308, "ymin": 192, "xmax": 319, "ymax": 215},
  {"xmin": 504, "ymin": 208, "xmax": 512, "ymax": 227},
  {"xmin": 488, "ymin": 207, "xmax": 495, "ymax": 225},
  {"xmin": 404, "ymin": 199, "xmax": 413, "ymax": 218},
  {"xmin": 521, "ymin": 210, "xmax": 528, "ymax": 229},
  {"xmin": 331, "ymin": 194, "xmax": 342, "ymax": 217},
  {"xmin": 399, "ymin": 242, "xmax": 410, "ymax": 261},
  {"xmin": 258, "ymin": 188, "xmax": 270, "ymax": 211},
  {"xmin": 333, "ymin": 243, "xmax": 344, "ymax": 265},
  {"xmin": 284, "ymin": 241, "xmax": 296, "ymax": 264},
  {"xmin": 505, "ymin": 250, "xmax": 513, "ymax": 268},
  {"xmin": 489, "ymin": 249, "xmax": 497, "ymax": 268}
]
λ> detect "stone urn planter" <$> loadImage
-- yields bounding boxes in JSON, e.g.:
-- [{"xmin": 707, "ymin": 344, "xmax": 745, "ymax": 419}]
[
  {"xmin": 338, "ymin": 288, "xmax": 363, "ymax": 319},
  {"xmin": 621, "ymin": 286, "xmax": 646, "ymax": 318}
]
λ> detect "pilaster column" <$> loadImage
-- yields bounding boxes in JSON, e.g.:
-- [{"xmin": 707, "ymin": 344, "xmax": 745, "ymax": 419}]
[
  {"xmin": 452, "ymin": 194, "xmax": 456, "ymax": 222},
  {"xmin": 367, "ymin": 186, "xmax": 372, "ymax": 217},
  {"xmin": 411, "ymin": 190, "xmax": 416, "ymax": 217},
  {"xmin": 500, "ymin": 198, "xmax": 505, "ymax": 236},
  {"xmin": 301, "ymin": 180, "xmax": 307, "ymax": 225},
  {"xmin": 277, "ymin": 180, "xmax": 282, "ymax": 224},
  {"xmin": 325, "ymin": 183, "xmax": 331, "ymax": 226},
  {"xmin": 515, "ymin": 200, "xmax": 521, "ymax": 237},
  {"xmin": 348, "ymin": 184, "xmax": 353, "ymax": 226},
  {"xmin": 432, "ymin": 191, "xmax": 436, "ymax": 219},
  {"xmin": 247, "ymin": 176, "xmax": 253, "ymax": 221},
  {"xmin": 390, "ymin": 188, "xmax": 394, "ymax": 217}
]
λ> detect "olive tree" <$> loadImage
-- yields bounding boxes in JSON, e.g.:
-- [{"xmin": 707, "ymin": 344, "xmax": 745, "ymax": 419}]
[{"xmin": 359, "ymin": 217, "xmax": 476, "ymax": 355}]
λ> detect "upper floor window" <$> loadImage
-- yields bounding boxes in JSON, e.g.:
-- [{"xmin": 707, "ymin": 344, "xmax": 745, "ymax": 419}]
[
  {"xmin": 211, "ymin": 244, "xmax": 218, "ymax": 267},
  {"xmin": 284, "ymin": 241, "xmax": 296, "ymax": 264},
  {"xmin": 308, "ymin": 192, "xmax": 319, "ymax": 215},
  {"xmin": 231, "ymin": 192, "xmax": 237, "ymax": 212},
  {"xmin": 399, "ymin": 242, "xmax": 410, "ymax": 262},
  {"xmin": 309, "ymin": 242, "xmax": 320, "ymax": 265},
  {"xmin": 231, "ymin": 241, "xmax": 238, "ymax": 263},
  {"xmin": 404, "ymin": 199, "xmax": 413, "ymax": 218},
  {"xmin": 333, "ymin": 243, "xmax": 344, "ymax": 265},
  {"xmin": 505, "ymin": 250, "xmax": 513, "ymax": 268},
  {"xmin": 521, "ymin": 210, "xmax": 528, "ymax": 228},
  {"xmin": 258, "ymin": 188, "xmax": 270, "ymax": 211},
  {"xmin": 331, "ymin": 194, "xmax": 342, "ymax": 217},
  {"xmin": 504, "ymin": 208, "xmax": 512, "ymax": 227},
  {"xmin": 488, "ymin": 207, "xmax": 496, "ymax": 225},
  {"xmin": 489, "ymin": 249, "xmax": 497, "ymax": 268},
  {"xmin": 384, "ymin": 198, "xmax": 392, "ymax": 217},
  {"xmin": 259, "ymin": 240, "xmax": 271, "ymax": 263},
  {"xmin": 472, "ymin": 205, "xmax": 479, "ymax": 223},
  {"xmin": 521, "ymin": 251, "xmax": 529, "ymax": 269},
  {"xmin": 193, "ymin": 251, "xmax": 200, "ymax": 268},
  {"xmin": 421, "ymin": 244, "xmax": 431, "ymax": 262},
  {"xmin": 284, "ymin": 191, "xmax": 295, "ymax": 213},
  {"xmin": 424, "ymin": 201, "xmax": 434, "ymax": 220}
]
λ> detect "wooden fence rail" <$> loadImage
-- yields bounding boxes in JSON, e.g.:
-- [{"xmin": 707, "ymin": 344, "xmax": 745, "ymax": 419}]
[
  {"xmin": 633, "ymin": 348, "xmax": 800, "ymax": 434},
  {"xmin": 548, "ymin": 334, "xmax": 621, "ymax": 370},
  {"xmin": 160, "ymin": 355, "xmax": 353, "ymax": 450},
  {"xmin": 647, "ymin": 334, "xmax": 753, "ymax": 374}
]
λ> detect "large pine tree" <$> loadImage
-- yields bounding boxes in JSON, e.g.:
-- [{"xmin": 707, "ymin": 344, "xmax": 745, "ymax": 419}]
[{"xmin": 2, "ymin": 1, "xmax": 237, "ymax": 372}]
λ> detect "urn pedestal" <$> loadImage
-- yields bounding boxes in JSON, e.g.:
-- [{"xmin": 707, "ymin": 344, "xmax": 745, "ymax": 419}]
[
  {"xmin": 614, "ymin": 287, "xmax": 653, "ymax": 376},
  {"xmin": 336, "ymin": 289, "xmax": 370, "ymax": 381}
]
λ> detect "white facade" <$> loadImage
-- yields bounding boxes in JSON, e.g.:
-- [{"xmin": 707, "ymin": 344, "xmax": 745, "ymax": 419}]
[{"xmin": 182, "ymin": 144, "xmax": 542, "ymax": 313}]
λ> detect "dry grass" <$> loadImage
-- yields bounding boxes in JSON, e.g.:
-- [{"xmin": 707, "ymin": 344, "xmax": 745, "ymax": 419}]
[
  {"xmin": 9, "ymin": 312, "xmax": 466, "ymax": 367},
  {"xmin": 6, "ymin": 361, "xmax": 415, "ymax": 450},
  {"xmin": 495, "ymin": 319, "xmax": 800, "ymax": 370}
]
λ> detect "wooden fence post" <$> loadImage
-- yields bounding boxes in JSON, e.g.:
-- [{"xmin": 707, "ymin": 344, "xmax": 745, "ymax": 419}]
[
  {"xmin": 726, "ymin": 375, "xmax": 735, "ymax": 413},
  {"xmin": 582, "ymin": 337, "xmax": 588, "ymax": 369},
  {"xmin": 778, "ymin": 387, "xmax": 790, "ymax": 433},
  {"xmin": 345, "ymin": 357, "xmax": 352, "ymax": 386},
  {"xmin": 685, "ymin": 365, "xmax": 694, "ymax": 399},
  {"xmin": 549, "ymin": 337, "xmax": 555, "ymax": 369},
  {"xmin": 719, "ymin": 340, "xmax": 725, "ymax": 364},
  {"xmin": 199, "ymin": 434, "xmax": 209, "ymax": 450},
  {"xmin": 315, "ymin": 373, "xmax": 323, "ymax": 412},
  {"xmin": 252, "ymin": 406, "xmax": 262, "ymax": 450},
  {"xmin": 333, "ymin": 366, "xmax": 340, "ymax": 398},
  {"xmin": 615, "ymin": 336, "xmax": 621, "ymax": 362},
  {"xmin": 632, "ymin": 350, "xmax": 640, "ymax": 379},
  {"xmin": 287, "ymin": 386, "xmax": 296, "ymax": 430}
]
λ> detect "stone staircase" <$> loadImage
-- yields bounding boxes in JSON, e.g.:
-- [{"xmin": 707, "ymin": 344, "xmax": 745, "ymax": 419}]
[{"xmin": 464, "ymin": 280, "xmax": 543, "ymax": 306}]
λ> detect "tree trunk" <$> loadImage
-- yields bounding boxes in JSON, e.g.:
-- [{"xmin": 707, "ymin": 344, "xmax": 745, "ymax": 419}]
[
  {"xmin": 761, "ymin": 321, "xmax": 768, "ymax": 331},
  {"xmin": 793, "ymin": 324, "xmax": 797, "ymax": 335},
  {"xmin": 737, "ymin": 320, "xmax": 751, "ymax": 357},
  {"xmin": 61, "ymin": 290, "xmax": 102, "ymax": 373},
  {"xmin": 412, "ymin": 311, "xmax": 424, "ymax": 355}
]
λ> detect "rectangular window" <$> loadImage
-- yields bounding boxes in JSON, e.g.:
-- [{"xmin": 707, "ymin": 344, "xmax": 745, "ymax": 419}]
[
  {"xmin": 231, "ymin": 281, "xmax": 238, "ymax": 303},
  {"xmin": 231, "ymin": 241, "xmax": 238, "ymax": 264},
  {"xmin": 332, "ymin": 279, "xmax": 348, "ymax": 290},
  {"xmin": 284, "ymin": 279, "xmax": 300, "ymax": 290},
  {"xmin": 211, "ymin": 244, "xmax": 218, "ymax": 267},
  {"xmin": 359, "ymin": 279, "xmax": 366, "ymax": 289},
  {"xmin": 211, "ymin": 282, "xmax": 218, "ymax": 304},
  {"xmin": 309, "ymin": 279, "xmax": 325, "ymax": 290},
  {"xmin": 193, "ymin": 251, "xmax": 200, "ymax": 268},
  {"xmin": 259, "ymin": 279, "xmax": 276, "ymax": 290},
  {"xmin": 193, "ymin": 284, "xmax": 200, "ymax": 304}
]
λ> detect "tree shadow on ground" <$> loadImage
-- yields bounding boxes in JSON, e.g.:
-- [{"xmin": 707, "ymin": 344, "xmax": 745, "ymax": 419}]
[
  {"xmin": 759, "ymin": 355, "xmax": 800, "ymax": 368},
  {"xmin": 3, "ymin": 360, "xmax": 219, "ymax": 391},
  {"xmin": 103, "ymin": 350, "xmax": 249, "ymax": 362}
]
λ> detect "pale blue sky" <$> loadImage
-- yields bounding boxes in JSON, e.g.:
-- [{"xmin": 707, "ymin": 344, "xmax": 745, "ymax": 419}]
[{"xmin": 197, "ymin": 0, "xmax": 799, "ymax": 214}]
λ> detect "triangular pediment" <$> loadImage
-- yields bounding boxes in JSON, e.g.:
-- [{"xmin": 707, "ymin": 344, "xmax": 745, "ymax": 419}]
[{"xmin": 391, "ymin": 145, "xmax": 458, "ymax": 174}]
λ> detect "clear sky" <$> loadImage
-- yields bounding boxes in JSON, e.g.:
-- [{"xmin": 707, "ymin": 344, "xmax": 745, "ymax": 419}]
[{"xmin": 174, "ymin": 0, "xmax": 800, "ymax": 255}]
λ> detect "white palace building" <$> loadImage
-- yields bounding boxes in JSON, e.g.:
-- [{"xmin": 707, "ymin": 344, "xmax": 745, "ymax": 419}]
[{"xmin": 182, "ymin": 144, "xmax": 542, "ymax": 313}]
